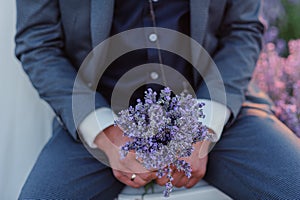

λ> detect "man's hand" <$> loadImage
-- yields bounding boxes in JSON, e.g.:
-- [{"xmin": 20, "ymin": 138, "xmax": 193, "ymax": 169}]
[
  {"xmin": 94, "ymin": 125, "xmax": 156, "ymax": 188},
  {"xmin": 155, "ymin": 140, "xmax": 211, "ymax": 188}
]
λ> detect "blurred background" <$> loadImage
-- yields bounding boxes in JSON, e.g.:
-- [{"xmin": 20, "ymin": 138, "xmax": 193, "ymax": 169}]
[
  {"xmin": 0, "ymin": 0, "xmax": 299, "ymax": 199},
  {"xmin": 254, "ymin": 0, "xmax": 300, "ymax": 136},
  {"xmin": 0, "ymin": 1, "xmax": 54, "ymax": 199}
]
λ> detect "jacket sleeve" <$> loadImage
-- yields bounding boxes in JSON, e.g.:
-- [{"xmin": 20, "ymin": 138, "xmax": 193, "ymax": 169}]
[
  {"xmin": 15, "ymin": 0, "xmax": 109, "ymax": 140},
  {"xmin": 196, "ymin": 0, "xmax": 264, "ymax": 124}
]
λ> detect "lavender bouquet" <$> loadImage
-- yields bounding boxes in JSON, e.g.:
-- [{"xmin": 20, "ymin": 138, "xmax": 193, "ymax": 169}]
[{"xmin": 115, "ymin": 87, "xmax": 212, "ymax": 197}]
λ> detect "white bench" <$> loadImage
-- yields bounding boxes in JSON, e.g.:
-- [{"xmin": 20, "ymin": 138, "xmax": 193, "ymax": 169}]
[{"xmin": 118, "ymin": 180, "xmax": 232, "ymax": 200}]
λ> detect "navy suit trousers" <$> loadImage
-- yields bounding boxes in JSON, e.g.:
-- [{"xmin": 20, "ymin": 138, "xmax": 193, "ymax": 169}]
[{"xmin": 19, "ymin": 104, "xmax": 300, "ymax": 200}]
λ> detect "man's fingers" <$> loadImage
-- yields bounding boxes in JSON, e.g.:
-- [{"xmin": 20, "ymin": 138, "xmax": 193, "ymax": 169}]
[
  {"xmin": 138, "ymin": 172, "xmax": 157, "ymax": 182},
  {"xmin": 156, "ymin": 170, "xmax": 186, "ymax": 187},
  {"xmin": 121, "ymin": 152, "xmax": 151, "ymax": 173},
  {"xmin": 155, "ymin": 175, "xmax": 169, "ymax": 186},
  {"xmin": 171, "ymin": 171, "xmax": 184, "ymax": 186},
  {"xmin": 185, "ymin": 177, "xmax": 200, "ymax": 188},
  {"xmin": 131, "ymin": 175, "xmax": 148, "ymax": 187},
  {"xmin": 172, "ymin": 171, "xmax": 189, "ymax": 187},
  {"xmin": 113, "ymin": 170, "xmax": 147, "ymax": 188},
  {"xmin": 95, "ymin": 128, "xmax": 150, "ymax": 173},
  {"xmin": 184, "ymin": 166, "xmax": 206, "ymax": 188},
  {"xmin": 113, "ymin": 170, "xmax": 140, "ymax": 188}
]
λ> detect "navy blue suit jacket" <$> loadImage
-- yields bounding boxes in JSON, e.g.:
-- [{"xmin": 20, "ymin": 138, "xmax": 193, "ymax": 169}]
[{"xmin": 15, "ymin": 0, "xmax": 265, "ymax": 140}]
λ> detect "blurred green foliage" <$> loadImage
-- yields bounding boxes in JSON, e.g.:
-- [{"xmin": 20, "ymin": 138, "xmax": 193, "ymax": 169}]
[{"xmin": 278, "ymin": 0, "xmax": 300, "ymax": 40}]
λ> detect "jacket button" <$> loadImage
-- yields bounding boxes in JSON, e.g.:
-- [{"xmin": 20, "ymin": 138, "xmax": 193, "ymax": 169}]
[
  {"xmin": 150, "ymin": 72, "xmax": 159, "ymax": 80},
  {"xmin": 149, "ymin": 33, "xmax": 158, "ymax": 42}
]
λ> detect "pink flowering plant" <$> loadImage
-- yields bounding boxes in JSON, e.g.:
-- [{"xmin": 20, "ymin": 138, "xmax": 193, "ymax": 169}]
[
  {"xmin": 253, "ymin": 39, "xmax": 300, "ymax": 137},
  {"xmin": 115, "ymin": 87, "xmax": 212, "ymax": 197}
]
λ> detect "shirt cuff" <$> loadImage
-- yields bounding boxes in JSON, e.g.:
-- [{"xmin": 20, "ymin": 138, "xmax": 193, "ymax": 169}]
[
  {"xmin": 197, "ymin": 99, "xmax": 231, "ymax": 142},
  {"xmin": 78, "ymin": 108, "xmax": 116, "ymax": 148}
]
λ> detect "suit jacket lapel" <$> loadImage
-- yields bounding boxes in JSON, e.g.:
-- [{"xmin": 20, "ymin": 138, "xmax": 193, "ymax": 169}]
[
  {"xmin": 90, "ymin": 0, "xmax": 115, "ymax": 48},
  {"xmin": 190, "ymin": 0, "xmax": 210, "ymax": 45}
]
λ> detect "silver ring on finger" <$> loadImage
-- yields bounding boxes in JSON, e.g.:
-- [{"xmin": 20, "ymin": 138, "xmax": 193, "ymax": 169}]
[{"xmin": 130, "ymin": 173, "xmax": 137, "ymax": 181}]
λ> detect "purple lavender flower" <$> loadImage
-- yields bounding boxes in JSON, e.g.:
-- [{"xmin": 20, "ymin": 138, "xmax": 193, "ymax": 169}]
[
  {"xmin": 253, "ymin": 39, "xmax": 300, "ymax": 137},
  {"xmin": 261, "ymin": 0, "xmax": 285, "ymax": 26},
  {"xmin": 115, "ymin": 87, "xmax": 212, "ymax": 197}
]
